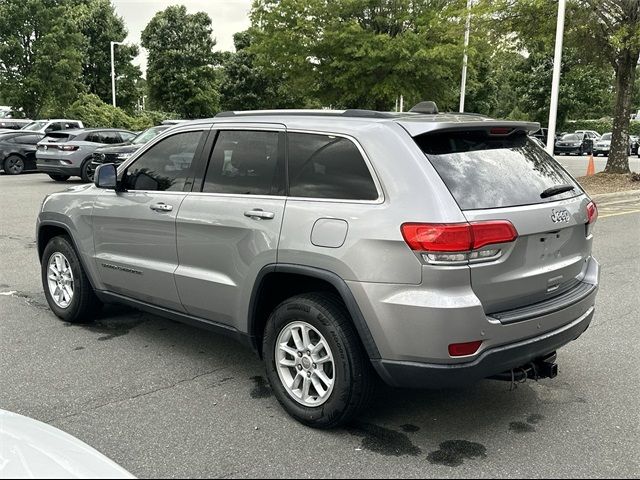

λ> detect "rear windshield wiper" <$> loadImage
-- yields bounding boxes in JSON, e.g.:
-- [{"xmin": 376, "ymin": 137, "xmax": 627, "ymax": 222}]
[{"xmin": 540, "ymin": 184, "xmax": 575, "ymax": 198}]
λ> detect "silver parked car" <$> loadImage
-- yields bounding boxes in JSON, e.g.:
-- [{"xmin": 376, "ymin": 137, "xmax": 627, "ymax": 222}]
[
  {"xmin": 36, "ymin": 128, "xmax": 136, "ymax": 182},
  {"xmin": 37, "ymin": 107, "xmax": 600, "ymax": 428}
]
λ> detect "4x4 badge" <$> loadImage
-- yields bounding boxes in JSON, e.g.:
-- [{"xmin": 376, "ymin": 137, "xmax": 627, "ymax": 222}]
[{"xmin": 551, "ymin": 209, "xmax": 571, "ymax": 223}]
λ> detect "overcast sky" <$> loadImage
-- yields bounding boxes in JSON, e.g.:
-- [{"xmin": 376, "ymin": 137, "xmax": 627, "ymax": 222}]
[{"xmin": 112, "ymin": 0, "xmax": 252, "ymax": 74}]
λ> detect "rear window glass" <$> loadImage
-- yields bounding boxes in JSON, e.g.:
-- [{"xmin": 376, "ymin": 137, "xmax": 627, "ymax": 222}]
[
  {"xmin": 415, "ymin": 131, "xmax": 582, "ymax": 210},
  {"xmin": 561, "ymin": 134, "xmax": 581, "ymax": 141}
]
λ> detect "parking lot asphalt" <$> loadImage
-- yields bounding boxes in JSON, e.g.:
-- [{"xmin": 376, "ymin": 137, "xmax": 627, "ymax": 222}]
[
  {"xmin": 555, "ymin": 153, "xmax": 640, "ymax": 178},
  {"xmin": 1, "ymin": 172, "xmax": 639, "ymax": 478}
]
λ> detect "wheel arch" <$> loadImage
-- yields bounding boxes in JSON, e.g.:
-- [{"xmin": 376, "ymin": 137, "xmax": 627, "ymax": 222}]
[
  {"xmin": 37, "ymin": 221, "xmax": 98, "ymax": 290},
  {"xmin": 248, "ymin": 264, "xmax": 380, "ymax": 360}
]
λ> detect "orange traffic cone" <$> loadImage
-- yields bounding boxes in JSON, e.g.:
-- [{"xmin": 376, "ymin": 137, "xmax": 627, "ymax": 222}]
[{"xmin": 586, "ymin": 154, "xmax": 596, "ymax": 176}]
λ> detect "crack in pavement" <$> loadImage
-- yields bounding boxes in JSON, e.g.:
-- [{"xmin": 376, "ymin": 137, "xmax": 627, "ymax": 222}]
[{"xmin": 47, "ymin": 367, "xmax": 230, "ymax": 425}]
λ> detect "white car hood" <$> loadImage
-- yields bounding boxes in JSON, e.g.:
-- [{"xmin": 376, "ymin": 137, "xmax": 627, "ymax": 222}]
[{"xmin": 0, "ymin": 410, "xmax": 134, "ymax": 479}]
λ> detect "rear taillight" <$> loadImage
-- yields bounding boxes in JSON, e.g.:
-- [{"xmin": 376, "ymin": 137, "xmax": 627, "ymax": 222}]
[
  {"xmin": 401, "ymin": 221, "xmax": 518, "ymax": 264},
  {"xmin": 586, "ymin": 201, "xmax": 598, "ymax": 224},
  {"xmin": 57, "ymin": 145, "xmax": 79, "ymax": 151}
]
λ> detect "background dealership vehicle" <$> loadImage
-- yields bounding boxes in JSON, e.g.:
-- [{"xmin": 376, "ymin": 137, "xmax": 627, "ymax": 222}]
[
  {"xmin": 0, "ymin": 119, "xmax": 32, "ymax": 132},
  {"xmin": 0, "ymin": 409, "xmax": 135, "ymax": 479},
  {"xmin": 36, "ymin": 128, "xmax": 136, "ymax": 182},
  {"xmin": 0, "ymin": 132, "xmax": 45, "ymax": 175},
  {"xmin": 37, "ymin": 108, "xmax": 599, "ymax": 428},
  {"xmin": 593, "ymin": 132, "xmax": 612, "ymax": 156},
  {"xmin": 18, "ymin": 119, "xmax": 85, "ymax": 135},
  {"xmin": 554, "ymin": 132, "xmax": 595, "ymax": 155},
  {"xmin": 88, "ymin": 125, "xmax": 171, "ymax": 180},
  {"xmin": 574, "ymin": 129, "xmax": 600, "ymax": 140}
]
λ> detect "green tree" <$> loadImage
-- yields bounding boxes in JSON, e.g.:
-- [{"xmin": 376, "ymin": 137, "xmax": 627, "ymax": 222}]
[
  {"xmin": 579, "ymin": 0, "xmax": 640, "ymax": 173},
  {"xmin": 141, "ymin": 5, "xmax": 220, "ymax": 118},
  {"xmin": 219, "ymin": 30, "xmax": 306, "ymax": 111},
  {"xmin": 73, "ymin": 0, "xmax": 142, "ymax": 112},
  {"xmin": 0, "ymin": 0, "xmax": 85, "ymax": 118},
  {"xmin": 250, "ymin": 0, "xmax": 469, "ymax": 110}
]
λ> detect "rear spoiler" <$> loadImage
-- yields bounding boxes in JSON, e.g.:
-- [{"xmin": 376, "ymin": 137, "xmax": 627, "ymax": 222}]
[{"xmin": 397, "ymin": 119, "xmax": 541, "ymax": 137}]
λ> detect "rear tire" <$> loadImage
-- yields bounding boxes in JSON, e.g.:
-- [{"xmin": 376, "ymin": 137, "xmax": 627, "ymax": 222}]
[
  {"xmin": 48, "ymin": 174, "xmax": 70, "ymax": 182},
  {"xmin": 263, "ymin": 293, "xmax": 375, "ymax": 429},
  {"xmin": 41, "ymin": 235, "xmax": 102, "ymax": 323},
  {"xmin": 3, "ymin": 155, "xmax": 24, "ymax": 175}
]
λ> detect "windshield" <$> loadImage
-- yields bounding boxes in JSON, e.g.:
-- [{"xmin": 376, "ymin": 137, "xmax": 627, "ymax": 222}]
[
  {"xmin": 415, "ymin": 131, "xmax": 581, "ymax": 210},
  {"xmin": 23, "ymin": 121, "xmax": 47, "ymax": 131},
  {"xmin": 132, "ymin": 126, "xmax": 167, "ymax": 145},
  {"xmin": 600, "ymin": 133, "xmax": 612, "ymax": 141},
  {"xmin": 561, "ymin": 134, "xmax": 581, "ymax": 142}
]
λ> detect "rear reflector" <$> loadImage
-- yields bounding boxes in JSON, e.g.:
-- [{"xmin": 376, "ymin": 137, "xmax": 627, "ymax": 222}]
[
  {"xmin": 401, "ymin": 221, "xmax": 518, "ymax": 253},
  {"xmin": 448, "ymin": 341, "xmax": 483, "ymax": 357},
  {"xmin": 586, "ymin": 201, "xmax": 598, "ymax": 224}
]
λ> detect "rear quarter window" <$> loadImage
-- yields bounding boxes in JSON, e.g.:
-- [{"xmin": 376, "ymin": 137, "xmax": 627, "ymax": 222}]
[
  {"xmin": 288, "ymin": 133, "xmax": 378, "ymax": 200},
  {"xmin": 415, "ymin": 131, "xmax": 582, "ymax": 210}
]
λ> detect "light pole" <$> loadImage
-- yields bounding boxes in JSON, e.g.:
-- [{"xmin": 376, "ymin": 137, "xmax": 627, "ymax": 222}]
[
  {"xmin": 110, "ymin": 41, "xmax": 125, "ymax": 108},
  {"xmin": 459, "ymin": 0, "xmax": 472, "ymax": 113},
  {"xmin": 546, "ymin": 0, "xmax": 566, "ymax": 155}
]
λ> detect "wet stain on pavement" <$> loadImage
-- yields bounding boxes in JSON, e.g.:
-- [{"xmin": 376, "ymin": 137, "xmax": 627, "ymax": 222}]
[
  {"xmin": 400, "ymin": 424, "xmax": 420, "ymax": 433},
  {"xmin": 427, "ymin": 440, "xmax": 487, "ymax": 467},
  {"xmin": 527, "ymin": 414, "xmax": 544, "ymax": 425},
  {"xmin": 347, "ymin": 423, "xmax": 421, "ymax": 457},
  {"xmin": 250, "ymin": 376, "xmax": 272, "ymax": 399},
  {"xmin": 509, "ymin": 421, "xmax": 535, "ymax": 433},
  {"xmin": 80, "ymin": 316, "xmax": 145, "ymax": 341}
]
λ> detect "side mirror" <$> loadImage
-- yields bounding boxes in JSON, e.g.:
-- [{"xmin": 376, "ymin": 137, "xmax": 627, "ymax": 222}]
[{"xmin": 94, "ymin": 163, "xmax": 118, "ymax": 189}]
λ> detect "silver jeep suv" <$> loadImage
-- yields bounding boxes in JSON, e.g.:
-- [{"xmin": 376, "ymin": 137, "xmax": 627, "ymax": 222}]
[{"xmin": 37, "ymin": 107, "xmax": 600, "ymax": 428}]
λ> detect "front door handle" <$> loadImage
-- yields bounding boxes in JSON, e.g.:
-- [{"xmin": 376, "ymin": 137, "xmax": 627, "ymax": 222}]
[
  {"xmin": 244, "ymin": 209, "xmax": 275, "ymax": 220},
  {"xmin": 150, "ymin": 203, "xmax": 173, "ymax": 212}
]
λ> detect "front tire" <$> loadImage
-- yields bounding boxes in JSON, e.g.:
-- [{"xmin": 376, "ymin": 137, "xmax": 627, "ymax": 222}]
[
  {"xmin": 3, "ymin": 155, "xmax": 24, "ymax": 175},
  {"xmin": 263, "ymin": 293, "xmax": 375, "ymax": 428},
  {"xmin": 41, "ymin": 236, "xmax": 102, "ymax": 323},
  {"xmin": 80, "ymin": 158, "xmax": 94, "ymax": 183}
]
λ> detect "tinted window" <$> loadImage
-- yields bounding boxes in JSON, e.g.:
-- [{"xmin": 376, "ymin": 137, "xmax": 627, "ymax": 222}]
[
  {"xmin": 124, "ymin": 130, "xmax": 205, "ymax": 192},
  {"xmin": 415, "ymin": 131, "xmax": 581, "ymax": 210},
  {"xmin": 100, "ymin": 131, "xmax": 123, "ymax": 144},
  {"xmin": 120, "ymin": 131, "xmax": 136, "ymax": 142},
  {"xmin": 288, "ymin": 133, "xmax": 378, "ymax": 200},
  {"xmin": 13, "ymin": 134, "xmax": 43, "ymax": 145},
  {"xmin": 202, "ymin": 130, "xmax": 283, "ymax": 195}
]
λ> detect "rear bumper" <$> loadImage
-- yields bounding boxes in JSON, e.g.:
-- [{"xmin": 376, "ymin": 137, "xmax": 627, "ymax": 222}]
[
  {"xmin": 373, "ymin": 306, "xmax": 593, "ymax": 388},
  {"xmin": 36, "ymin": 161, "xmax": 80, "ymax": 176}
]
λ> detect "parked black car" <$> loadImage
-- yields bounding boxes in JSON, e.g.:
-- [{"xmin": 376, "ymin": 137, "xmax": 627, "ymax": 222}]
[
  {"xmin": 554, "ymin": 132, "xmax": 594, "ymax": 155},
  {"xmin": 88, "ymin": 125, "xmax": 170, "ymax": 178},
  {"xmin": 0, "ymin": 132, "xmax": 45, "ymax": 175}
]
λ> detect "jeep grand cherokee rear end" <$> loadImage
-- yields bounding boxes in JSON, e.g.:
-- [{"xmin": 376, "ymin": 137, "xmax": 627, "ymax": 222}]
[{"xmin": 354, "ymin": 124, "xmax": 599, "ymax": 388}]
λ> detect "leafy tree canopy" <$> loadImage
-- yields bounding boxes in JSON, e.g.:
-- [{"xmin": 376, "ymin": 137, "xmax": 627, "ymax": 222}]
[{"xmin": 141, "ymin": 5, "xmax": 220, "ymax": 118}]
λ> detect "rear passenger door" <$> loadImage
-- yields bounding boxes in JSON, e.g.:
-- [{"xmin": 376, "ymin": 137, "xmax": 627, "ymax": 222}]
[{"xmin": 174, "ymin": 125, "xmax": 286, "ymax": 328}]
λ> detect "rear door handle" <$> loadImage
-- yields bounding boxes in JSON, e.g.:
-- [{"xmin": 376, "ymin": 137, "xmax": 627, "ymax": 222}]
[
  {"xmin": 244, "ymin": 209, "xmax": 275, "ymax": 220},
  {"xmin": 150, "ymin": 203, "xmax": 173, "ymax": 212}
]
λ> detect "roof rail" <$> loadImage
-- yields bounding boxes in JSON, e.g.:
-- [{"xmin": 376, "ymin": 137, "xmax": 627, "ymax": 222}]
[{"xmin": 215, "ymin": 109, "xmax": 396, "ymax": 119}]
